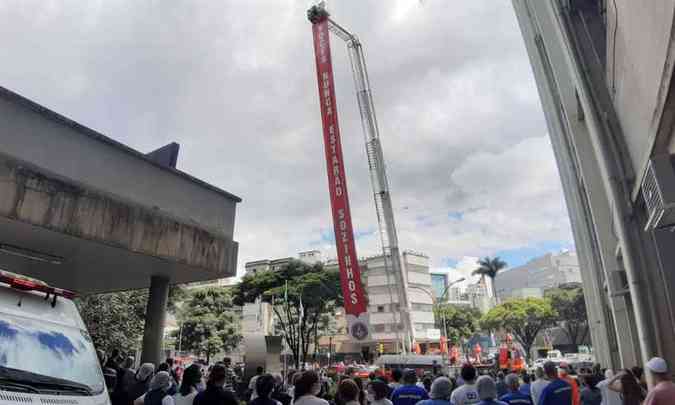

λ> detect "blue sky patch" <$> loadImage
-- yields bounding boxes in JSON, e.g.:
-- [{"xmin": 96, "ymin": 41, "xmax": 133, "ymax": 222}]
[
  {"xmin": 448, "ymin": 211, "xmax": 464, "ymax": 220},
  {"xmin": 440, "ymin": 257, "xmax": 459, "ymax": 267},
  {"xmin": 310, "ymin": 227, "xmax": 376, "ymax": 247},
  {"xmin": 495, "ymin": 240, "xmax": 574, "ymax": 267}
]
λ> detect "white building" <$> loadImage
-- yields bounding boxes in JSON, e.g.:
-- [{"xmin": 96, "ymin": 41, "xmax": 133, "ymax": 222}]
[
  {"xmin": 241, "ymin": 299, "xmax": 274, "ymax": 335},
  {"xmin": 244, "ymin": 250, "xmax": 438, "ymax": 353},
  {"xmin": 429, "ymin": 270, "xmax": 492, "ymax": 312},
  {"xmin": 494, "ymin": 251, "xmax": 581, "ymax": 300},
  {"xmin": 365, "ymin": 251, "xmax": 436, "ymax": 349},
  {"xmin": 465, "ymin": 281, "xmax": 493, "ymax": 313}
]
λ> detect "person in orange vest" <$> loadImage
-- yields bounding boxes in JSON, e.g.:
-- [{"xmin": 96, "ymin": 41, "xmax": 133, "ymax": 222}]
[{"xmin": 558, "ymin": 362, "xmax": 580, "ymax": 405}]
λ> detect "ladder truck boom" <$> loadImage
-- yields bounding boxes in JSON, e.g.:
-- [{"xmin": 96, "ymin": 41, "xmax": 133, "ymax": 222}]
[{"xmin": 308, "ymin": 4, "xmax": 413, "ymax": 353}]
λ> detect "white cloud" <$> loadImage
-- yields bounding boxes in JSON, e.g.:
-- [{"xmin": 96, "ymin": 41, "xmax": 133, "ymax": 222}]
[
  {"xmin": 0, "ymin": 1, "xmax": 573, "ymax": 276},
  {"xmin": 431, "ymin": 256, "xmax": 481, "ymax": 289}
]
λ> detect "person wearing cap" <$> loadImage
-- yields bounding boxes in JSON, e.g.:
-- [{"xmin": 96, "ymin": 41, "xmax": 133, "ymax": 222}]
[
  {"xmin": 558, "ymin": 363, "xmax": 579, "ymax": 405},
  {"xmin": 134, "ymin": 371, "xmax": 175, "ymax": 405},
  {"xmin": 643, "ymin": 357, "xmax": 675, "ymax": 405},
  {"xmin": 451, "ymin": 364, "xmax": 480, "ymax": 405},
  {"xmin": 391, "ymin": 369, "xmax": 428, "ymax": 405},
  {"xmin": 416, "ymin": 377, "xmax": 453, "ymax": 405},
  {"xmin": 500, "ymin": 374, "xmax": 532, "ymax": 405},
  {"xmin": 475, "ymin": 376, "xmax": 507, "ymax": 405},
  {"xmin": 538, "ymin": 362, "xmax": 571, "ymax": 405}
]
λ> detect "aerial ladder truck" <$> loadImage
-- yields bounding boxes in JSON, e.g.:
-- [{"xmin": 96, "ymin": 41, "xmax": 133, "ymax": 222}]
[{"xmin": 308, "ymin": 4, "xmax": 414, "ymax": 354}]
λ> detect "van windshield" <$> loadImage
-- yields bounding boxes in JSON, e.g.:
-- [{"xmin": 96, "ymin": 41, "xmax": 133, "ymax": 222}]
[{"xmin": 0, "ymin": 313, "xmax": 104, "ymax": 394}]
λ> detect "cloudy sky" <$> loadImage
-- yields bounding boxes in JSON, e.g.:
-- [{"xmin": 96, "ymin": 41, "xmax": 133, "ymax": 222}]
[{"xmin": 0, "ymin": 0, "xmax": 574, "ymax": 277}]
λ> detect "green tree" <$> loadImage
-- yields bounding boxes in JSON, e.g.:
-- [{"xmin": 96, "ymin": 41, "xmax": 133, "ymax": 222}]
[
  {"xmin": 77, "ymin": 285, "xmax": 186, "ymax": 354},
  {"xmin": 434, "ymin": 304, "xmax": 481, "ymax": 344},
  {"xmin": 78, "ymin": 290, "xmax": 148, "ymax": 353},
  {"xmin": 176, "ymin": 287, "xmax": 241, "ymax": 364},
  {"xmin": 545, "ymin": 284, "xmax": 589, "ymax": 347},
  {"xmin": 472, "ymin": 257, "xmax": 507, "ymax": 302},
  {"xmin": 481, "ymin": 297, "xmax": 557, "ymax": 360},
  {"xmin": 232, "ymin": 260, "xmax": 342, "ymax": 368}
]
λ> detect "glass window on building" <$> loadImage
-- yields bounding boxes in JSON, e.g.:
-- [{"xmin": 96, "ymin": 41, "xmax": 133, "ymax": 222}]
[
  {"xmin": 374, "ymin": 324, "xmax": 386, "ymax": 332},
  {"xmin": 431, "ymin": 273, "xmax": 447, "ymax": 298},
  {"xmin": 411, "ymin": 303, "xmax": 433, "ymax": 311},
  {"xmin": 377, "ymin": 305, "xmax": 385, "ymax": 312}
]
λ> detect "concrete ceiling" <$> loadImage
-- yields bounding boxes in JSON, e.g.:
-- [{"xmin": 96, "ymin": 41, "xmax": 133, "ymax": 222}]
[{"xmin": 0, "ymin": 216, "xmax": 226, "ymax": 294}]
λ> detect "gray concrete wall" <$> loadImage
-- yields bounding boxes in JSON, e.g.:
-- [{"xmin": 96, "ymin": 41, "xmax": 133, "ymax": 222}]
[
  {"xmin": 512, "ymin": 0, "xmax": 675, "ymax": 369},
  {"xmin": 0, "ymin": 153, "xmax": 236, "ymax": 276},
  {"xmin": 607, "ymin": 0, "xmax": 675, "ymax": 185},
  {"xmin": 511, "ymin": 0, "xmax": 625, "ymax": 368},
  {"xmin": 0, "ymin": 88, "xmax": 238, "ymax": 237}
]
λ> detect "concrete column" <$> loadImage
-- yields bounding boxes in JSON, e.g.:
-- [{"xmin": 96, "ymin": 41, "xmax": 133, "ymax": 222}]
[{"xmin": 141, "ymin": 275, "xmax": 170, "ymax": 365}]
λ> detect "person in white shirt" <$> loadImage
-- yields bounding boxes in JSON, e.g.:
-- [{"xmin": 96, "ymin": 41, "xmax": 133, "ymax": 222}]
[
  {"xmin": 595, "ymin": 370, "xmax": 623, "ymax": 405},
  {"xmin": 450, "ymin": 364, "xmax": 480, "ymax": 405},
  {"xmin": 530, "ymin": 367, "xmax": 549, "ymax": 405},
  {"xmin": 174, "ymin": 365, "xmax": 202, "ymax": 405},
  {"xmin": 250, "ymin": 367, "xmax": 265, "ymax": 401}
]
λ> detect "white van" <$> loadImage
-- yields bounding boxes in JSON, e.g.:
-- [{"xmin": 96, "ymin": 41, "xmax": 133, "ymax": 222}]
[{"xmin": 0, "ymin": 270, "xmax": 110, "ymax": 405}]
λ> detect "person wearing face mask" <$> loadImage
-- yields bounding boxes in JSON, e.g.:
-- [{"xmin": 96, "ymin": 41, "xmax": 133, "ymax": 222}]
[
  {"xmin": 367, "ymin": 380, "xmax": 393, "ymax": 405},
  {"xmin": 293, "ymin": 371, "xmax": 329, "ymax": 405}
]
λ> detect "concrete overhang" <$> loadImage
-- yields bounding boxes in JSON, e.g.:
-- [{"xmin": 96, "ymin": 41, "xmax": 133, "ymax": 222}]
[{"xmin": 0, "ymin": 86, "xmax": 241, "ymax": 293}]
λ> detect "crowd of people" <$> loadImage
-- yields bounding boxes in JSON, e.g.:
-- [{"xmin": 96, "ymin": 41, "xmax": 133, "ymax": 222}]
[{"xmin": 98, "ymin": 350, "xmax": 675, "ymax": 405}]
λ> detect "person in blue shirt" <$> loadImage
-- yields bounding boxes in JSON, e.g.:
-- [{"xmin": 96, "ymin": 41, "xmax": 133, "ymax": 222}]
[
  {"xmin": 499, "ymin": 374, "xmax": 532, "ymax": 405},
  {"xmin": 538, "ymin": 362, "xmax": 572, "ymax": 405},
  {"xmin": 475, "ymin": 376, "xmax": 507, "ymax": 405},
  {"xmin": 417, "ymin": 377, "xmax": 453, "ymax": 405},
  {"xmin": 495, "ymin": 373, "xmax": 508, "ymax": 399},
  {"xmin": 518, "ymin": 374, "xmax": 531, "ymax": 397},
  {"xmin": 391, "ymin": 369, "xmax": 429, "ymax": 405}
]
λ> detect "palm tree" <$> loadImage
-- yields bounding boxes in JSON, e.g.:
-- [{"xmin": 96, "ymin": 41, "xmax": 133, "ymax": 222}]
[{"xmin": 472, "ymin": 256, "xmax": 507, "ymax": 303}]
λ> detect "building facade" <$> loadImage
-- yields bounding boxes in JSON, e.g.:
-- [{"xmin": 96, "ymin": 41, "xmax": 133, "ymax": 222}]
[
  {"xmin": 512, "ymin": 0, "xmax": 675, "ymax": 370},
  {"xmin": 429, "ymin": 271, "xmax": 493, "ymax": 312},
  {"xmin": 494, "ymin": 251, "xmax": 581, "ymax": 300},
  {"xmin": 244, "ymin": 250, "xmax": 438, "ymax": 354}
]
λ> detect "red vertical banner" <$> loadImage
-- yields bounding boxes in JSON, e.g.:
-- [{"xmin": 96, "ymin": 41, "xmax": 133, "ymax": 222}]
[{"xmin": 312, "ymin": 18, "xmax": 369, "ymax": 341}]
